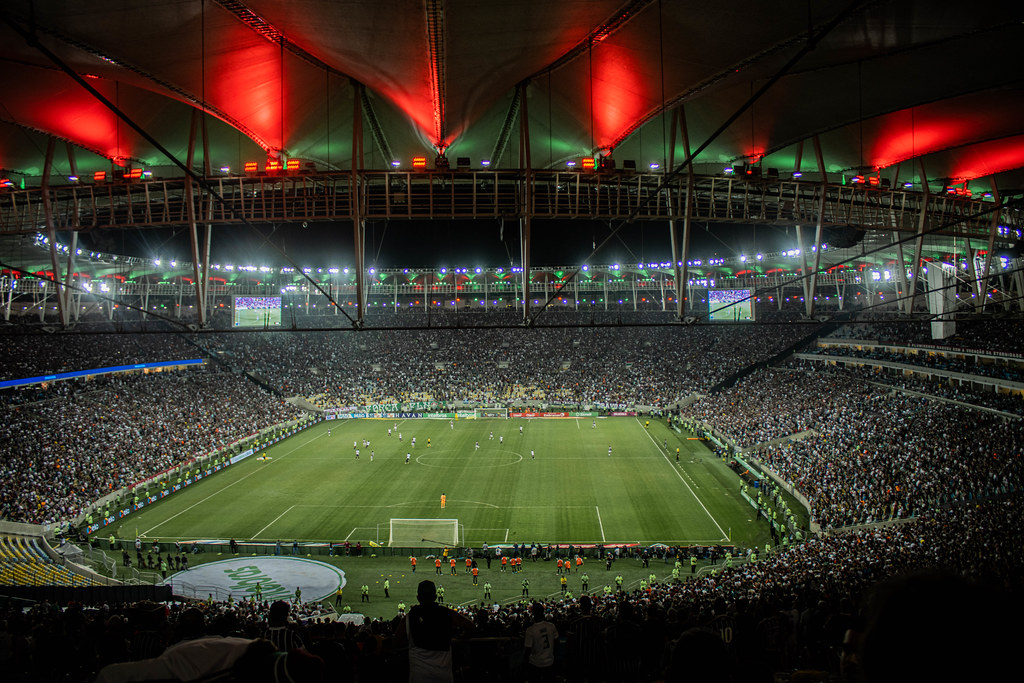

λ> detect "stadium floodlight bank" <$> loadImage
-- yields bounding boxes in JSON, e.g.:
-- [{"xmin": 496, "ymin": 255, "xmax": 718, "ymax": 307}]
[
  {"xmin": 474, "ymin": 407, "xmax": 508, "ymax": 419},
  {"xmin": 389, "ymin": 519, "xmax": 461, "ymax": 547}
]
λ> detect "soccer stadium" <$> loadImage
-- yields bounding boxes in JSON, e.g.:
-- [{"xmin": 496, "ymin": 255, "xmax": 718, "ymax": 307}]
[{"xmin": 1, "ymin": 2, "xmax": 1023, "ymax": 682}]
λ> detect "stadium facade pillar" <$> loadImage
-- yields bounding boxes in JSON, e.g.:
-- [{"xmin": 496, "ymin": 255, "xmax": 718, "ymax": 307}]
[
  {"xmin": 603, "ymin": 278, "xmax": 608, "ymax": 311},
  {"xmin": 927, "ymin": 265, "xmax": 956, "ymax": 339},
  {"xmin": 1012, "ymin": 269, "xmax": 1024, "ymax": 312},
  {"xmin": 893, "ymin": 233, "xmax": 910, "ymax": 314}
]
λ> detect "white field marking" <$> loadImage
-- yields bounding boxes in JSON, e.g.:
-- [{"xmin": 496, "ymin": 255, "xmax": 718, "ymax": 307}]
[
  {"xmin": 576, "ymin": 418, "xmax": 580, "ymax": 429},
  {"xmin": 343, "ymin": 527, "xmax": 359, "ymax": 541},
  {"xmin": 383, "ymin": 499, "xmax": 499, "ymax": 509},
  {"xmin": 142, "ymin": 431, "xmax": 323, "ymax": 536},
  {"xmin": 636, "ymin": 417, "xmax": 729, "ymax": 541},
  {"xmin": 595, "ymin": 506, "xmax": 606, "ymax": 542},
  {"xmin": 505, "ymin": 529, "xmax": 509, "ymax": 542},
  {"xmin": 253, "ymin": 505, "xmax": 295, "ymax": 538}
]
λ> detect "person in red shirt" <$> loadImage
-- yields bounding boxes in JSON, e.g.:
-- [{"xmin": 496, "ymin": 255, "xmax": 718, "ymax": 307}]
[
  {"xmin": 556, "ymin": 558, "xmax": 564, "ymax": 574},
  {"xmin": 450, "ymin": 558, "xmax": 457, "ymax": 575},
  {"xmin": 501, "ymin": 555, "xmax": 508, "ymax": 572},
  {"xmin": 465, "ymin": 557, "xmax": 472, "ymax": 573},
  {"xmin": 435, "ymin": 558, "xmax": 442, "ymax": 575},
  {"xmin": 471, "ymin": 566, "xmax": 479, "ymax": 585},
  {"xmin": 410, "ymin": 556, "xmax": 417, "ymax": 572}
]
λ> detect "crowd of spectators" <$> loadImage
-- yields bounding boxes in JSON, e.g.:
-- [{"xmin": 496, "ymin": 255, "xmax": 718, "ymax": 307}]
[
  {"xmin": 197, "ymin": 320, "xmax": 812, "ymax": 410},
  {"xmin": 682, "ymin": 367, "xmax": 1024, "ymax": 528},
  {"xmin": 805, "ymin": 343, "xmax": 1024, "ymax": 383},
  {"xmin": 0, "ymin": 497, "xmax": 1017, "ymax": 682},
  {"xmin": 0, "ymin": 368, "xmax": 301, "ymax": 525}
]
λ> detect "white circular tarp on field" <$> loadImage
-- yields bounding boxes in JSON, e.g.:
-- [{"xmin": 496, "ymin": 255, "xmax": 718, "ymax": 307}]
[{"xmin": 163, "ymin": 556, "xmax": 346, "ymax": 603}]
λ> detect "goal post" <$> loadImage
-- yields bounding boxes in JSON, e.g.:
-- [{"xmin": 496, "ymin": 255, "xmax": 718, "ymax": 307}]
[
  {"xmin": 474, "ymin": 406, "xmax": 508, "ymax": 419},
  {"xmin": 389, "ymin": 518, "xmax": 460, "ymax": 547}
]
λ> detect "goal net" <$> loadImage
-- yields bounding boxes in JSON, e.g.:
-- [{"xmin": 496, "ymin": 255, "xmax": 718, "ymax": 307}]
[
  {"xmin": 389, "ymin": 518, "xmax": 460, "ymax": 547},
  {"xmin": 475, "ymin": 407, "xmax": 508, "ymax": 419}
]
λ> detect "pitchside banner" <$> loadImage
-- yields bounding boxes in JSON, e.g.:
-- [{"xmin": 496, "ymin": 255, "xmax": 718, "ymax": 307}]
[
  {"xmin": 86, "ymin": 422, "xmax": 315, "ymax": 534},
  {"xmin": 510, "ymin": 411, "xmax": 599, "ymax": 418}
]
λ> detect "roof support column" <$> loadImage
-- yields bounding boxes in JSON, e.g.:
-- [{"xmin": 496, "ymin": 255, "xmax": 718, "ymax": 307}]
[
  {"xmin": 893, "ymin": 233, "xmax": 910, "ymax": 314},
  {"xmin": 980, "ymin": 179, "xmax": 1000, "ymax": 312},
  {"xmin": 352, "ymin": 81, "xmax": 366, "ymax": 327},
  {"xmin": 41, "ymin": 137, "xmax": 70, "ymax": 327},
  {"xmin": 907, "ymin": 161, "xmax": 930, "ymax": 316},
  {"xmin": 964, "ymin": 238, "xmax": 982, "ymax": 311},
  {"xmin": 186, "ymin": 110, "xmax": 211, "ymax": 328},
  {"xmin": 672, "ymin": 107, "xmax": 694, "ymax": 319},
  {"xmin": 519, "ymin": 81, "xmax": 532, "ymax": 325}
]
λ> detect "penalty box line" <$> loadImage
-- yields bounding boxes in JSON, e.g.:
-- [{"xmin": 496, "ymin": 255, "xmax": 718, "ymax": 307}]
[{"xmin": 635, "ymin": 418, "xmax": 729, "ymax": 541}]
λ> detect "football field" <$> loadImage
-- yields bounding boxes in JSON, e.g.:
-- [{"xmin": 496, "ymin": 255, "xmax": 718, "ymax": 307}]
[{"xmin": 113, "ymin": 417, "xmax": 760, "ymax": 548}]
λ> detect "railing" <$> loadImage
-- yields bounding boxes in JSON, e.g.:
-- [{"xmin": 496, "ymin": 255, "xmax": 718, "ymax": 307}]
[{"xmin": 1, "ymin": 171, "xmax": 1013, "ymax": 237}]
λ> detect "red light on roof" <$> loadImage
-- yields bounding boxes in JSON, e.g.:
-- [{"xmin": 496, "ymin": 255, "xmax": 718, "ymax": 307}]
[
  {"xmin": 851, "ymin": 175, "xmax": 864, "ymax": 184},
  {"xmin": 93, "ymin": 171, "xmax": 106, "ymax": 182},
  {"xmin": 285, "ymin": 159, "xmax": 300, "ymax": 171},
  {"xmin": 581, "ymin": 157, "xmax": 596, "ymax": 170},
  {"xmin": 0, "ymin": 178, "xmax": 13, "ymax": 187},
  {"xmin": 243, "ymin": 161, "xmax": 259, "ymax": 173},
  {"xmin": 412, "ymin": 156, "xmax": 427, "ymax": 169},
  {"xmin": 266, "ymin": 160, "xmax": 282, "ymax": 172},
  {"xmin": 868, "ymin": 176, "xmax": 879, "ymax": 186},
  {"xmin": 125, "ymin": 168, "xmax": 142, "ymax": 179}
]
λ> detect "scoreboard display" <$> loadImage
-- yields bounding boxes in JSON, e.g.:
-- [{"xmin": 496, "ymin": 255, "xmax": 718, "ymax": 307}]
[
  {"xmin": 232, "ymin": 296, "xmax": 282, "ymax": 327},
  {"xmin": 708, "ymin": 289, "xmax": 754, "ymax": 322}
]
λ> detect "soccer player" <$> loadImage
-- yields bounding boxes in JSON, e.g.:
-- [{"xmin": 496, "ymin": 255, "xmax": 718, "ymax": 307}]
[
  {"xmin": 519, "ymin": 425, "xmax": 523, "ymax": 435},
  {"xmin": 489, "ymin": 431, "xmax": 493, "ymax": 440},
  {"xmin": 449, "ymin": 420, "xmax": 454, "ymax": 430},
  {"xmin": 427, "ymin": 438, "xmax": 431, "ymax": 448},
  {"xmin": 608, "ymin": 445, "xmax": 612, "ymax": 457},
  {"xmin": 370, "ymin": 451, "xmax": 374, "ymax": 461},
  {"xmin": 592, "ymin": 420, "xmax": 596, "ymax": 428},
  {"xmin": 411, "ymin": 437, "xmax": 416, "ymax": 447},
  {"xmin": 441, "ymin": 493, "xmax": 446, "ymax": 509},
  {"xmin": 353, "ymin": 440, "xmax": 357, "ymax": 450},
  {"xmin": 450, "ymin": 558, "xmax": 457, "ymax": 575},
  {"xmin": 531, "ymin": 449, "xmax": 535, "ymax": 460},
  {"xmin": 676, "ymin": 447, "xmax": 680, "ymax": 462},
  {"xmin": 410, "ymin": 557, "xmax": 417, "ymax": 573},
  {"xmin": 435, "ymin": 558, "xmax": 442, "ymax": 575},
  {"xmin": 355, "ymin": 448, "xmax": 360, "ymax": 459},
  {"xmin": 475, "ymin": 441, "xmax": 480, "ymax": 451},
  {"xmin": 399, "ymin": 432, "xmax": 402, "ymax": 441},
  {"xmin": 499, "ymin": 435, "xmax": 503, "ymax": 444},
  {"xmin": 327, "ymin": 428, "xmax": 331, "ymax": 437},
  {"xmin": 472, "ymin": 566, "xmax": 479, "ymax": 585},
  {"xmin": 406, "ymin": 453, "xmax": 411, "ymax": 464},
  {"xmin": 388, "ymin": 428, "xmax": 392, "ymax": 437}
]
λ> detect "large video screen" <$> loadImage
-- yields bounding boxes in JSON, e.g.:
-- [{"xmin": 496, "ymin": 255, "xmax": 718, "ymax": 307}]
[
  {"xmin": 233, "ymin": 296, "xmax": 282, "ymax": 327},
  {"xmin": 708, "ymin": 289, "xmax": 754, "ymax": 322}
]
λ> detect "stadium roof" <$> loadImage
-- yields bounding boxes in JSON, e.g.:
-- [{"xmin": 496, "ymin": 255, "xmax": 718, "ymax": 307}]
[{"xmin": 2, "ymin": 1, "xmax": 1023, "ymax": 191}]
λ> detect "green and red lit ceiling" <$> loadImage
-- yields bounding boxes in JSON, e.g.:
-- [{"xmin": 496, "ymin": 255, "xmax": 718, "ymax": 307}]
[{"xmin": 2, "ymin": 0, "xmax": 1024, "ymax": 193}]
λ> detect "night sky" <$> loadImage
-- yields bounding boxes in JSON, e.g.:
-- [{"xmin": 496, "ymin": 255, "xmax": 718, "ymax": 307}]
[{"xmin": 78, "ymin": 219, "xmax": 797, "ymax": 271}]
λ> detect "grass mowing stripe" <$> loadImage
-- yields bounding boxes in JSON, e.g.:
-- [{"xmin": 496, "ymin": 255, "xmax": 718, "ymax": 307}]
[
  {"xmin": 141, "ymin": 431, "xmax": 323, "ymax": 536},
  {"xmin": 253, "ymin": 504, "xmax": 295, "ymax": 538},
  {"xmin": 635, "ymin": 417, "xmax": 729, "ymax": 541}
]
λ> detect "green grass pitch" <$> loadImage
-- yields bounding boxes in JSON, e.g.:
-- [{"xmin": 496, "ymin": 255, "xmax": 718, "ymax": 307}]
[{"xmin": 112, "ymin": 417, "xmax": 764, "ymax": 549}]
